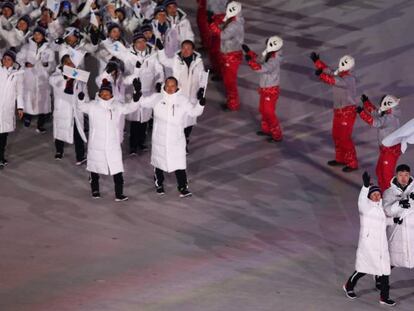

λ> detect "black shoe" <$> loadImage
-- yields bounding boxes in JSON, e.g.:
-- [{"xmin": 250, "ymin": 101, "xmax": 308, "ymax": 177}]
[
  {"xmin": 115, "ymin": 195, "xmax": 129, "ymax": 202},
  {"xmin": 211, "ymin": 75, "xmax": 222, "ymax": 82},
  {"xmin": 267, "ymin": 137, "xmax": 282, "ymax": 143},
  {"xmin": 129, "ymin": 149, "xmax": 137, "ymax": 156},
  {"xmin": 36, "ymin": 128, "xmax": 46, "ymax": 134},
  {"xmin": 221, "ymin": 104, "xmax": 230, "ymax": 111},
  {"xmin": 256, "ymin": 131, "xmax": 270, "ymax": 137},
  {"xmin": 54, "ymin": 153, "xmax": 63, "ymax": 160},
  {"xmin": 342, "ymin": 166, "xmax": 358, "ymax": 173},
  {"xmin": 23, "ymin": 119, "xmax": 31, "ymax": 127},
  {"xmin": 374, "ymin": 276, "xmax": 381, "ymax": 291},
  {"xmin": 0, "ymin": 159, "xmax": 8, "ymax": 169},
  {"xmin": 380, "ymin": 298, "xmax": 396, "ymax": 306},
  {"xmin": 156, "ymin": 186, "xmax": 165, "ymax": 195},
  {"xmin": 327, "ymin": 160, "xmax": 345, "ymax": 166},
  {"xmin": 179, "ymin": 188, "xmax": 192, "ymax": 198},
  {"xmin": 343, "ymin": 284, "xmax": 357, "ymax": 300},
  {"xmin": 138, "ymin": 144, "xmax": 148, "ymax": 152},
  {"xmin": 186, "ymin": 146, "xmax": 189, "ymax": 155},
  {"xmin": 76, "ymin": 158, "xmax": 87, "ymax": 166},
  {"xmin": 92, "ymin": 191, "xmax": 101, "ymax": 199}
]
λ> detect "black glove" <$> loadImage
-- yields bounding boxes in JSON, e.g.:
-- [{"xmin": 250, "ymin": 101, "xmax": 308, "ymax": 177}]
[
  {"xmin": 197, "ymin": 88, "xmax": 206, "ymax": 106},
  {"xmin": 106, "ymin": 62, "xmax": 118, "ymax": 74},
  {"xmin": 310, "ymin": 52, "xmax": 320, "ymax": 63},
  {"xmin": 241, "ymin": 44, "xmax": 250, "ymax": 54},
  {"xmin": 207, "ymin": 10, "xmax": 214, "ymax": 24},
  {"xmin": 135, "ymin": 61, "xmax": 141, "ymax": 69},
  {"xmin": 245, "ymin": 54, "xmax": 252, "ymax": 62},
  {"xmin": 361, "ymin": 94, "xmax": 369, "ymax": 103},
  {"xmin": 133, "ymin": 91, "xmax": 142, "ymax": 102},
  {"xmin": 315, "ymin": 68, "xmax": 323, "ymax": 76},
  {"xmin": 394, "ymin": 217, "xmax": 403, "ymax": 225},
  {"xmin": 90, "ymin": 28, "xmax": 100, "ymax": 45},
  {"xmin": 133, "ymin": 78, "xmax": 141, "ymax": 93},
  {"xmin": 400, "ymin": 199, "xmax": 410, "ymax": 209},
  {"xmin": 55, "ymin": 37, "xmax": 64, "ymax": 45},
  {"xmin": 155, "ymin": 82, "xmax": 162, "ymax": 93},
  {"xmin": 410, "ymin": 193, "xmax": 414, "ymax": 200},
  {"xmin": 78, "ymin": 92, "xmax": 85, "ymax": 101},
  {"xmin": 362, "ymin": 171, "xmax": 370, "ymax": 187},
  {"xmin": 356, "ymin": 106, "xmax": 363, "ymax": 114},
  {"xmin": 155, "ymin": 38, "xmax": 164, "ymax": 50}
]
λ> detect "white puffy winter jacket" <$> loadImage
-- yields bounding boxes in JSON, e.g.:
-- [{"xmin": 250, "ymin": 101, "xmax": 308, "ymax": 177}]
[
  {"xmin": 355, "ymin": 186, "xmax": 391, "ymax": 276},
  {"xmin": 0, "ymin": 65, "xmax": 24, "ymax": 133},
  {"xmin": 138, "ymin": 89, "xmax": 204, "ymax": 172},
  {"xmin": 77, "ymin": 97, "xmax": 140, "ymax": 175}
]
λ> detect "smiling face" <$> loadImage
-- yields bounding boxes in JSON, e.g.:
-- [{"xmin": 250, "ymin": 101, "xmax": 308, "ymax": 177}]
[
  {"xmin": 369, "ymin": 191, "xmax": 382, "ymax": 202},
  {"xmin": 109, "ymin": 27, "xmax": 121, "ymax": 41},
  {"xmin": 99, "ymin": 89, "xmax": 113, "ymax": 100},
  {"xmin": 17, "ymin": 20, "xmax": 29, "ymax": 32},
  {"xmin": 2, "ymin": 55, "xmax": 14, "ymax": 68},
  {"xmin": 164, "ymin": 78, "xmax": 178, "ymax": 95}
]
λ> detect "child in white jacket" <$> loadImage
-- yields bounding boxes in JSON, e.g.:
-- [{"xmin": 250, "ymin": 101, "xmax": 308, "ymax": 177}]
[{"xmin": 343, "ymin": 172, "xmax": 395, "ymax": 306}]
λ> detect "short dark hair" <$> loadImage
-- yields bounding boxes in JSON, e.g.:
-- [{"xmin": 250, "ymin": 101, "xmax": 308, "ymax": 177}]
[
  {"xmin": 165, "ymin": 76, "xmax": 178, "ymax": 86},
  {"xmin": 181, "ymin": 40, "xmax": 195, "ymax": 49},
  {"xmin": 60, "ymin": 54, "xmax": 71, "ymax": 65},
  {"xmin": 396, "ymin": 164, "xmax": 411, "ymax": 173}
]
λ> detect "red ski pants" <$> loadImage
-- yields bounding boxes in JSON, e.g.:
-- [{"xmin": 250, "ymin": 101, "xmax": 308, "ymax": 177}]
[
  {"xmin": 221, "ymin": 51, "xmax": 243, "ymax": 111},
  {"xmin": 376, "ymin": 144, "xmax": 401, "ymax": 192},
  {"xmin": 332, "ymin": 106, "xmax": 358, "ymax": 168},
  {"xmin": 208, "ymin": 14, "xmax": 225, "ymax": 75},
  {"xmin": 258, "ymin": 86, "xmax": 282, "ymax": 140}
]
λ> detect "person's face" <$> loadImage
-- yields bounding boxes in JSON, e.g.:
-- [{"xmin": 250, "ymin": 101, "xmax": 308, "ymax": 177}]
[
  {"xmin": 181, "ymin": 43, "xmax": 193, "ymax": 58},
  {"xmin": 166, "ymin": 4, "xmax": 177, "ymax": 16},
  {"xmin": 2, "ymin": 7, "xmax": 13, "ymax": 18},
  {"xmin": 397, "ymin": 171, "xmax": 410, "ymax": 186},
  {"xmin": 33, "ymin": 32, "xmax": 44, "ymax": 43},
  {"xmin": 143, "ymin": 30, "xmax": 153, "ymax": 40},
  {"xmin": 62, "ymin": 57, "xmax": 75, "ymax": 68},
  {"xmin": 65, "ymin": 34, "xmax": 78, "ymax": 46},
  {"xmin": 109, "ymin": 28, "xmax": 121, "ymax": 41},
  {"xmin": 99, "ymin": 90, "xmax": 113, "ymax": 100},
  {"xmin": 156, "ymin": 12, "xmax": 167, "ymax": 24},
  {"xmin": 134, "ymin": 38, "xmax": 147, "ymax": 51},
  {"xmin": 164, "ymin": 79, "xmax": 177, "ymax": 94},
  {"xmin": 115, "ymin": 11, "xmax": 125, "ymax": 22},
  {"xmin": 369, "ymin": 192, "xmax": 382, "ymax": 202},
  {"xmin": 17, "ymin": 20, "xmax": 28, "ymax": 32},
  {"xmin": 2, "ymin": 55, "xmax": 14, "ymax": 68}
]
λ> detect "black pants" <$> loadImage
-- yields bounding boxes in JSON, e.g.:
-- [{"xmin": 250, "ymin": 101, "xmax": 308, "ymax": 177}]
[
  {"xmin": 184, "ymin": 126, "xmax": 193, "ymax": 145},
  {"xmin": 154, "ymin": 167, "xmax": 187, "ymax": 190},
  {"xmin": 0, "ymin": 132, "xmax": 8, "ymax": 161},
  {"xmin": 346, "ymin": 271, "xmax": 390, "ymax": 299},
  {"xmin": 90, "ymin": 172, "xmax": 124, "ymax": 197},
  {"xmin": 24, "ymin": 113, "xmax": 46, "ymax": 129},
  {"xmin": 54, "ymin": 125, "xmax": 85, "ymax": 161},
  {"xmin": 129, "ymin": 121, "xmax": 147, "ymax": 151}
]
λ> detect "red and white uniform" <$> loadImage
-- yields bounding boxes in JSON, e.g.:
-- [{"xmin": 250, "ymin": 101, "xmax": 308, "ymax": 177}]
[
  {"xmin": 359, "ymin": 99, "xmax": 400, "ymax": 192},
  {"xmin": 314, "ymin": 59, "xmax": 358, "ymax": 169},
  {"xmin": 247, "ymin": 50, "xmax": 283, "ymax": 140},
  {"xmin": 210, "ymin": 15, "xmax": 244, "ymax": 111}
]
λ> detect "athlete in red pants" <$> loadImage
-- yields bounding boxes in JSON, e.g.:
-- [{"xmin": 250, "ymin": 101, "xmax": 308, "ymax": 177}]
[
  {"xmin": 242, "ymin": 36, "xmax": 284, "ymax": 142},
  {"xmin": 197, "ymin": 0, "xmax": 210, "ymax": 49},
  {"xmin": 358, "ymin": 94, "xmax": 401, "ymax": 191},
  {"xmin": 209, "ymin": 1, "xmax": 244, "ymax": 111},
  {"xmin": 310, "ymin": 52, "xmax": 358, "ymax": 172}
]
